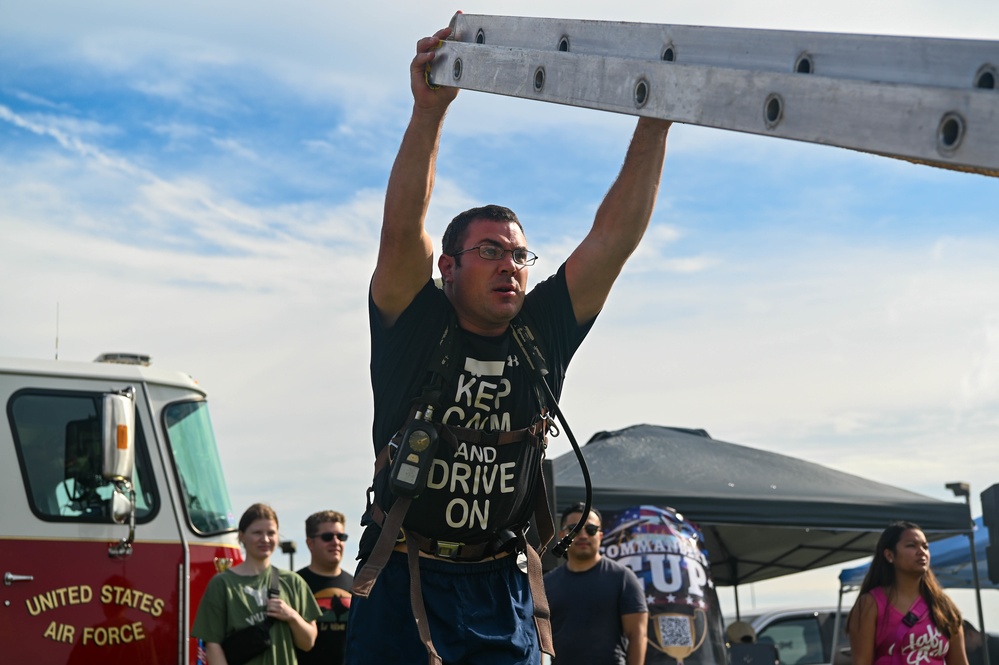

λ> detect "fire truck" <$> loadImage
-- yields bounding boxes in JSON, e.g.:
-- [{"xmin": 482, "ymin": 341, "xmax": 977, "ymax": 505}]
[{"xmin": 0, "ymin": 353, "xmax": 243, "ymax": 664}]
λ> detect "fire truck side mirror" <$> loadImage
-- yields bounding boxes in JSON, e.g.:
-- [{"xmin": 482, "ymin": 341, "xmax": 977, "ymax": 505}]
[
  {"xmin": 101, "ymin": 390, "xmax": 135, "ymax": 483},
  {"xmin": 104, "ymin": 389, "xmax": 138, "ymax": 557},
  {"xmin": 110, "ymin": 486, "xmax": 132, "ymax": 524}
]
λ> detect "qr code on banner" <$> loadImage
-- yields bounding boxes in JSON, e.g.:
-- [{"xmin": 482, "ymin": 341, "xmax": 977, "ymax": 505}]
[{"xmin": 657, "ymin": 615, "xmax": 693, "ymax": 646}]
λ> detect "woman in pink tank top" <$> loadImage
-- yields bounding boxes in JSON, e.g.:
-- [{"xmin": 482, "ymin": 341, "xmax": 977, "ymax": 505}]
[{"xmin": 847, "ymin": 521, "xmax": 969, "ymax": 665}]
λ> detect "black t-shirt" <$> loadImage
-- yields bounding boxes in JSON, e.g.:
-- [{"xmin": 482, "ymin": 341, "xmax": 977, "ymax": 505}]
[
  {"xmin": 544, "ymin": 557, "xmax": 648, "ymax": 665},
  {"xmin": 361, "ymin": 264, "xmax": 593, "ymax": 557},
  {"xmin": 294, "ymin": 567, "xmax": 353, "ymax": 665}
]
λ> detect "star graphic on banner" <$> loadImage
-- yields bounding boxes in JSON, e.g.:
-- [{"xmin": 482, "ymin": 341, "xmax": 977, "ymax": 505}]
[
  {"xmin": 666, "ymin": 594, "xmax": 677, "ymax": 603},
  {"xmin": 647, "ymin": 595, "xmax": 657, "ymax": 605}
]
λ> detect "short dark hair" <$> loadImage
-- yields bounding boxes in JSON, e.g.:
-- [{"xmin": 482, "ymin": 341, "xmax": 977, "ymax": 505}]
[
  {"xmin": 305, "ymin": 510, "xmax": 346, "ymax": 537},
  {"xmin": 441, "ymin": 204, "xmax": 524, "ymax": 262},
  {"xmin": 560, "ymin": 502, "xmax": 602, "ymax": 529}
]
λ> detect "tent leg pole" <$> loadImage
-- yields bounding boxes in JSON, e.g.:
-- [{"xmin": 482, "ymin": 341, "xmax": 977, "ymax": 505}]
[
  {"xmin": 967, "ymin": 527, "xmax": 990, "ymax": 665},
  {"xmin": 734, "ymin": 585, "xmax": 741, "ymax": 621},
  {"xmin": 832, "ymin": 586, "xmax": 845, "ymax": 664}
]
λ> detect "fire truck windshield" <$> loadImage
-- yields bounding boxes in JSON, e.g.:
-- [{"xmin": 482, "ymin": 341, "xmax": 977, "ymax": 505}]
[{"xmin": 164, "ymin": 400, "xmax": 237, "ymax": 535}]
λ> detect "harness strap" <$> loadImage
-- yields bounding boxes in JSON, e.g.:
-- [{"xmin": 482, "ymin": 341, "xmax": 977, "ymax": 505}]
[
  {"xmin": 372, "ymin": 416, "xmax": 541, "ymax": 479},
  {"xmin": 373, "ymin": 444, "xmax": 391, "ymax": 477},
  {"xmin": 523, "ymin": 537, "xmax": 555, "ymax": 657},
  {"xmin": 406, "ymin": 536, "xmax": 443, "ymax": 665},
  {"xmin": 351, "ymin": 496, "xmax": 410, "ymax": 597},
  {"xmin": 533, "ymin": 463, "xmax": 555, "ymax": 555},
  {"xmin": 509, "ymin": 314, "xmax": 551, "ymax": 415},
  {"xmin": 417, "ymin": 315, "xmax": 461, "ymax": 412},
  {"xmin": 440, "ymin": 422, "xmax": 541, "ymax": 447},
  {"xmin": 529, "ymin": 461, "xmax": 555, "ymax": 657},
  {"xmin": 889, "ymin": 595, "xmax": 928, "ymax": 664}
]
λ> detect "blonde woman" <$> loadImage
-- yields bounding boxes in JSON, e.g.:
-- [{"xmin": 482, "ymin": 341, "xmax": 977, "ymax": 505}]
[{"xmin": 193, "ymin": 503, "xmax": 320, "ymax": 664}]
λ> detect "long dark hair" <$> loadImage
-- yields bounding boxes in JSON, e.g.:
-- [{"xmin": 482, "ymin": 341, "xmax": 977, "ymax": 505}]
[{"xmin": 847, "ymin": 521, "xmax": 962, "ymax": 637}]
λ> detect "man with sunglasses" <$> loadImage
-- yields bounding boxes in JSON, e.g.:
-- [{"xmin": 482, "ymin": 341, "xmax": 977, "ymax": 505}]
[
  {"xmin": 347, "ymin": 23, "xmax": 671, "ymax": 665},
  {"xmin": 297, "ymin": 511, "xmax": 353, "ymax": 665},
  {"xmin": 545, "ymin": 503, "xmax": 648, "ymax": 665}
]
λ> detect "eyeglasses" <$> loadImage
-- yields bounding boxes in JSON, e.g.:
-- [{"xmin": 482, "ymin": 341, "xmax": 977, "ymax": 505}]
[
  {"xmin": 313, "ymin": 532, "xmax": 348, "ymax": 543},
  {"xmin": 567, "ymin": 523, "xmax": 600, "ymax": 536},
  {"xmin": 452, "ymin": 245, "xmax": 538, "ymax": 267}
]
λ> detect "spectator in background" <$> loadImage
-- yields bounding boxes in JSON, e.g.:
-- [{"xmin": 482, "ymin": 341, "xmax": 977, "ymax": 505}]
[
  {"xmin": 847, "ymin": 521, "xmax": 969, "ymax": 665},
  {"xmin": 296, "ymin": 510, "xmax": 353, "ymax": 665},
  {"xmin": 192, "ymin": 503, "xmax": 320, "ymax": 664},
  {"xmin": 544, "ymin": 503, "xmax": 648, "ymax": 665}
]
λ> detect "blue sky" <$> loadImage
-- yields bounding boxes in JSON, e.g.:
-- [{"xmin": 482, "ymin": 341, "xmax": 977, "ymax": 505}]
[{"xmin": 2, "ymin": 0, "xmax": 998, "ymax": 622}]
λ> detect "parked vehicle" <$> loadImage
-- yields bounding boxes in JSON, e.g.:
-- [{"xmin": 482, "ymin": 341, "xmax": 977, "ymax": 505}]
[
  {"xmin": 736, "ymin": 608, "xmax": 850, "ymax": 665},
  {"xmin": 733, "ymin": 608, "xmax": 998, "ymax": 665},
  {"xmin": 963, "ymin": 620, "xmax": 999, "ymax": 665},
  {"xmin": 1, "ymin": 354, "xmax": 242, "ymax": 664}
]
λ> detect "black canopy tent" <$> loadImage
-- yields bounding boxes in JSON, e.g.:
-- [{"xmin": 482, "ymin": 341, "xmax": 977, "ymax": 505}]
[{"xmin": 550, "ymin": 424, "xmax": 968, "ymax": 612}]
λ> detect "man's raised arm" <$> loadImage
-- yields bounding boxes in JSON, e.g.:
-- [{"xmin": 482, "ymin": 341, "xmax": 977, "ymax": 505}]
[
  {"xmin": 565, "ymin": 117, "xmax": 672, "ymax": 325},
  {"xmin": 371, "ymin": 27, "xmax": 459, "ymax": 328}
]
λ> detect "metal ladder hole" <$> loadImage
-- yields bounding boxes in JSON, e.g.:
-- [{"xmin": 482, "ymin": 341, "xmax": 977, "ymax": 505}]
[
  {"xmin": 764, "ymin": 93, "xmax": 783, "ymax": 128},
  {"xmin": 533, "ymin": 67, "xmax": 546, "ymax": 92},
  {"xmin": 452, "ymin": 59, "xmax": 463, "ymax": 81},
  {"xmin": 974, "ymin": 65, "xmax": 996, "ymax": 89},
  {"xmin": 662, "ymin": 45, "xmax": 675, "ymax": 62},
  {"xmin": 937, "ymin": 112, "xmax": 965, "ymax": 152},
  {"xmin": 558, "ymin": 36, "xmax": 570, "ymax": 52},
  {"xmin": 475, "ymin": 29, "xmax": 485, "ymax": 44},
  {"xmin": 795, "ymin": 53, "xmax": 813, "ymax": 74},
  {"xmin": 634, "ymin": 79, "xmax": 650, "ymax": 108}
]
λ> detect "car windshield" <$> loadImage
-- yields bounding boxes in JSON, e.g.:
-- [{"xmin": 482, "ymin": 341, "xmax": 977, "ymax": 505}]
[{"xmin": 164, "ymin": 400, "xmax": 236, "ymax": 534}]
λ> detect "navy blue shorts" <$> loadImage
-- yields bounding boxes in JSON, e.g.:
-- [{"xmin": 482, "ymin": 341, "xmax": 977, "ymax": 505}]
[{"xmin": 345, "ymin": 551, "xmax": 539, "ymax": 665}]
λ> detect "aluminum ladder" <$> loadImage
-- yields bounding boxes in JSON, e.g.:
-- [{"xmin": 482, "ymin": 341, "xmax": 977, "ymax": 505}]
[{"xmin": 427, "ymin": 13, "xmax": 999, "ymax": 177}]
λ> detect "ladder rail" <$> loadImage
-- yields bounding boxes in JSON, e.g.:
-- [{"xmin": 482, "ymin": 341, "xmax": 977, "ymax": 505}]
[
  {"xmin": 449, "ymin": 13, "xmax": 999, "ymax": 91},
  {"xmin": 430, "ymin": 15, "xmax": 999, "ymax": 176}
]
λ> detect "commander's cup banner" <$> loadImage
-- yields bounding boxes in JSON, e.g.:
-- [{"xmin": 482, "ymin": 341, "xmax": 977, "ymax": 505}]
[{"xmin": 601, "ymin": 505, "xmax": 726, "ymax": 665}]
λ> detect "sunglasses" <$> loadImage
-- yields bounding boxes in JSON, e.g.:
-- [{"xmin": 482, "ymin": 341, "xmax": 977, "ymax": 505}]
[
  {"xmin": 314, "ymin": 532, "xmax": 349, "ymax": 543},
  {"xmin": 567, "ymin": 523, "xmax": 600, "ymax": 536}
]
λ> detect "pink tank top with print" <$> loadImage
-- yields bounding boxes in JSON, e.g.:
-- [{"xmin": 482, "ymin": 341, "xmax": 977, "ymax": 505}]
[{"xmin": 870, "ymin": 587, "xmax": 950, "ymax": 665}]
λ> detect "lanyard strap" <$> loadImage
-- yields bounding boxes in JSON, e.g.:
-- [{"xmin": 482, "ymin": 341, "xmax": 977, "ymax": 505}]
[{"xmin": 888, "ymin": 595, "xmax": 928, "ymax": 665}]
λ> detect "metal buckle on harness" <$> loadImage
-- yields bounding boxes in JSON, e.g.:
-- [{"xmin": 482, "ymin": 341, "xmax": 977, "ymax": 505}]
[
  {"xmin": 542, "ymin": 412, "xmax": 559, "ymax": 438},
  {"xmin": 434, "ymin": 541, "xmax": 463, "ymax": 559}
]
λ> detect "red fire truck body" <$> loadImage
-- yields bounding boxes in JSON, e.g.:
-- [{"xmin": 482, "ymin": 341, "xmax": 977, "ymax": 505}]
[{"xmin": 1, "ymin": 355, "xmax": 243, "ymax": 664}]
